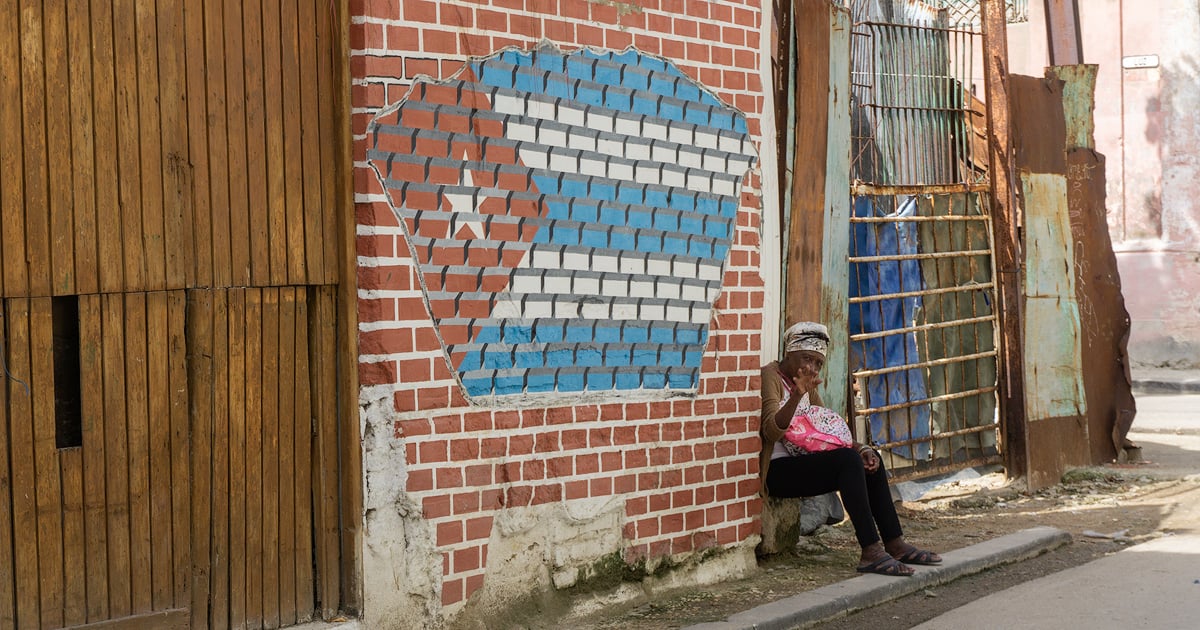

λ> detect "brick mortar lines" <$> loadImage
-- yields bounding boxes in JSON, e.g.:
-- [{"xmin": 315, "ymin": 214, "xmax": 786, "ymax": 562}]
[
  {"xmin": 400, "ymin": 404, "xmax": 755, "ymax": 424},
  {"xmin": 358, "ymin": 321, "xmax": 430, "ymax": 334},
  {"xmin": 416, "ymin": 478, "xmax": 762, "ymax": 530},
  {"xmin": 410, "ymin": 473, "xmax": 762, "ymax": 511},
  {"xmin": 401, "ymin": 441, "xmax": 758, "ymax": 478},
  {"xmin": 429, "ymin": 516, "xmax": 759, "ymax": 560},
  {"xmin": 354, "ymin": 8, "xmax": 760, "ymax": 37},
  {"xmin": 386, "ymin": 390, "xmax": 762, "ymax": 421},
  {"xmin": 347, "ymin": 46, "xmax": 762, "ymax": 77},
  {"xmin": 347, "ymin": 51, "xmax": 765, "ymax": 92},
  {"xmin": 403, "ymin": 438, "xmax": 759, "ymax": 471},
  {"xmin": 395, "ymin": 410, "xmax": 756, "ymax": 439}
]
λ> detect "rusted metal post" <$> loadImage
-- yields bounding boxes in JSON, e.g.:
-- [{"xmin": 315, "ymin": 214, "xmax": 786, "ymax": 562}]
[
  {"xmin": 979, "ymin": 0, "xmax": 1028, "ymax": 478},
  {"xmin": 1043, "ymin": 0, "xmax": 1084, "ymax": 65}
]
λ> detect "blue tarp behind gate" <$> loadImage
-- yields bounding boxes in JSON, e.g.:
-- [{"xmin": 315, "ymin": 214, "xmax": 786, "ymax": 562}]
[{"xmin": 849, "ymin": 196, "xmax": 931, "ymax": 460}]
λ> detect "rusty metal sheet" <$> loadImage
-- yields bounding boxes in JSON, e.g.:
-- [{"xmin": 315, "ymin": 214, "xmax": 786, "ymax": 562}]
[
  {"xmin": 1053, "ymin": 58, "xmax": 1136, "ymax": 463},
  {"xmin": 1021, "ymin": 173, "xmax": 1088, "ymax": 419},
  {"xmin": 1065, "ymin": 148, "xmax": 1137, "ymax": 462},
  {"xmin": 1011, "ymin": 66, "xmax": 1138, "ymax": 471},
  {"xmin": 1025, "ymin": 413, "xmax": 1089, "ymax": 491},
  {"xmin": 1047, "ymin": 65, "xmax": 1097, "ymax": 151},
  {"xmin": 1021, "ymin": 171, "xmax": 1090, "ymax": 490},
  {"xmin": 1009, "ymin": 74, "xmax": 1068, "ymax": 174}
]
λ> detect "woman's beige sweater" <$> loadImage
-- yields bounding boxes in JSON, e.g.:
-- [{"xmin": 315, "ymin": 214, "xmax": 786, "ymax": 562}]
[{"xmin": 758, "ymin": 361, "xmax": 823, "ymax": 497}]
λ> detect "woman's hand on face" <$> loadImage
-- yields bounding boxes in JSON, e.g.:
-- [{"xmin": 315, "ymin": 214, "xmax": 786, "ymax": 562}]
[
  {"xmin": 792, "ymin": 355, "xmax": 824, "ymax": 394},
  {"xmin": 791, "ymin": 369, "xmax": 822, "ymax": 395}
]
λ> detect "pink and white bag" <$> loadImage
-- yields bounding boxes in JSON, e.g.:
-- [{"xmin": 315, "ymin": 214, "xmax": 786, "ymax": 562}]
[
  {"xmin": 783, "ymin": 402, "xmax": 854, "ymax": 455},
  {"xmin": 775, "ymin": 367, "xmax": 854, "ymax": 456}
]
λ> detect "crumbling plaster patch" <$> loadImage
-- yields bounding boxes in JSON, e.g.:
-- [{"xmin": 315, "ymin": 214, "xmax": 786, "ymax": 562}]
[{"xmin": 359, "ymin": 386, "xmax": 443, "ymax": 629}]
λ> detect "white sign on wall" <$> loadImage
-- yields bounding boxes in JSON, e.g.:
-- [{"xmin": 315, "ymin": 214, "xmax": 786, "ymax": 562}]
[{"xmin": 1122, "ymin": 55, "xmax": 1160, "ymax": 69}]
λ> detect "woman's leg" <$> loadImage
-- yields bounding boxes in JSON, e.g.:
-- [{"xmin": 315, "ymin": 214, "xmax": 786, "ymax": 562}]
[
  {"xmin": 862, "ymin": 455, "xmax": 943, "ymax": 564},
  {"xmin": 863, "ymin": 456, "xmax": 903, "ymax": 543},
  {"xmin": 766, "ymin": 449, "xmax": 881, "ymax": 548}
]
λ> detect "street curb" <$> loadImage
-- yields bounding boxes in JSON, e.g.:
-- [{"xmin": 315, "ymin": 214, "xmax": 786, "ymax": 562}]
[
  {"xmin": 1132, "ymin": 378, "xmax": 1200, "ymax": 395},
  {"xmin": 683, "ymin": 526, "xmax": 1072, "ymax": 630}
]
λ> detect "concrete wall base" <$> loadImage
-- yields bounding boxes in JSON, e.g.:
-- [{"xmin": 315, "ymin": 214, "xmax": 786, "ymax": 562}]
[{"xmin": 756, "ymin": 493, "xmax": 845, "ymax": 556}]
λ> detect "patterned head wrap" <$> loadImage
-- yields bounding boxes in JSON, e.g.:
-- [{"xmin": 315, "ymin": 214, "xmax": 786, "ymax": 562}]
[{"xmin": 782, "ymin": 322, "xmax": 829, "ymax": 357}]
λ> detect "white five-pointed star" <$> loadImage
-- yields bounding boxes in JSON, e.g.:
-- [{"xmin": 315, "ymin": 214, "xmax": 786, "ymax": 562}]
[{"xmin": 443, "ymin": 155, "xmax": 487, "ymax": 240}]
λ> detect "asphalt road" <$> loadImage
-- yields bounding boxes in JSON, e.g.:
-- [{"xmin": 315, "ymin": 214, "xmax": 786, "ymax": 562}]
[{"xmin": 817, "ymin": 394, "xmax": 1200, "ymax": 630}]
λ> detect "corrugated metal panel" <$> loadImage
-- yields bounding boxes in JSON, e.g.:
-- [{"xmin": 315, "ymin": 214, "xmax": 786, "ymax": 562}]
[{"xmin": 1021, "ymin": 172, "xmax": 1088, "ymax": 421}]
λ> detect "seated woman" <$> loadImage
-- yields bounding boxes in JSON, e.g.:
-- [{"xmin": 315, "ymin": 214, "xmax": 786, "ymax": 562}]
[{"xmin": 760, "ymin": 322, "xmax": 941, "ymax": 576}]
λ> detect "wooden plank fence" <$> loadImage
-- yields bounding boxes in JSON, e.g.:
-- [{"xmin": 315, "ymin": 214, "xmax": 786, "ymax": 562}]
[
  {"xmin": 0, "ymin": 1, "xmax": 355, "ymax": 628},
  {"xmin": 0, "ymin": 0, "xmax": 338, "ymax": 299},
  {"xmin": 0, "ymin": 295, "xmax": 191, "ymax": 627}
]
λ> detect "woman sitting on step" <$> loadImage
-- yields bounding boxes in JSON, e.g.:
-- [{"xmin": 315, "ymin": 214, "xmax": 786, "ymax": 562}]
[{"xmin": 760, "ymin": 321, "xmax": 941, "ymax": 577}]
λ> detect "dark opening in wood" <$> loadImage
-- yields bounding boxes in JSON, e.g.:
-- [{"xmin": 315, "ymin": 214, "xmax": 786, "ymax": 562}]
[{"xmin": 53, "ymin": 296, "xmax": 83, "ymax": 449}]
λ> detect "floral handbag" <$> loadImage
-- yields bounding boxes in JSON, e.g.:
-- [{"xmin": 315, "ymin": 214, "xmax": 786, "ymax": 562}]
[{"xmin": 782, "ymin": 401, "xmax": 854, "ymax": 456}]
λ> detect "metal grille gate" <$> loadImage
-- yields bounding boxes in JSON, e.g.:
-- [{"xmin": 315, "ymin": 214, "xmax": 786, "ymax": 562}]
[{"xmin": 847, "ymin": 2, "xmax": 1003, "ymax": 480}]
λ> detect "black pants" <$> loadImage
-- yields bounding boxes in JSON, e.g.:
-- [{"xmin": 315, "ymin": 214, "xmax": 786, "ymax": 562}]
[{"xmin": 765, "ymin": 447, "xmax": 903, "ymax": 548}]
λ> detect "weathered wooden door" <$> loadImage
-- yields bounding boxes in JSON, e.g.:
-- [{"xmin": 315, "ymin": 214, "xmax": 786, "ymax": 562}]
[
  {"xmin": 1, "ymin": 293, "xmax": 192, "ymax": 629},
  {"xmin": 187, "ymin": 287, "xmax": 341, "ymax": 629},
  {"xmin": 0, "ymin": 0, "xmax": 353, "ymax": 627}
]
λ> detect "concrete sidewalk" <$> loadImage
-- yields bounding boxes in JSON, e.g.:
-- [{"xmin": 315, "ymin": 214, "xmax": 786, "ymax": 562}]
[
  {"xmin": 1131, "ymin": 367, "xmax": 1200, "ymax": 394},
  {"xmin": 910, "ymin": 533, "xmax": 1200, "ymax": 629},
  {"xmin": 683, "ymin": 527, "xmax": 1072, "ymax": 630}
]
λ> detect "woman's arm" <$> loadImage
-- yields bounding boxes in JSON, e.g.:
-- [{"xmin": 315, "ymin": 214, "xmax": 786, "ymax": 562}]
[{"xmin": 761, "ymin": 364, "xmax": 821, "ymax": 443}]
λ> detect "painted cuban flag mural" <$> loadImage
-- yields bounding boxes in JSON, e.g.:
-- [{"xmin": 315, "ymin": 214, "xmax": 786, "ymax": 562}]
[{"xmin": 367, "ymin": 44, "xmax": 757, "ymax": 400}]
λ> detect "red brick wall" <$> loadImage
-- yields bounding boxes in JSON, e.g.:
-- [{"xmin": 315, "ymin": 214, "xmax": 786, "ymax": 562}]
[{"xmin": 351, "ymin": 0, "xmax": 766, "ymax": 609}]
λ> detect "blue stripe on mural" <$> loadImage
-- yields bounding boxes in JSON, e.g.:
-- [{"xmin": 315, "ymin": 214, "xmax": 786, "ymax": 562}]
[
  {"xmin": 461, "ymin": 365, "xmax": 699, "ymax": 396},
  {"xmin": 490, "ymin": 47, "xmax": 730, "ymax": 117},
  {"xmin": 473, "ymin": 56, "xmax": 742, "ymax": 133},
  {"xmin": 442, "ymin": 317, "xmax": 707, "ymax": 347},
  {"xmin": 367, "ymin": 44, "xmax": 755, "ymax": 399},
  {"xmin": 452, "ymin": 342, "xmax": 702, "ymax": 372},
  {"xmin": 368, "ymin": 149, "xmax": 744, "ymax": 223}
]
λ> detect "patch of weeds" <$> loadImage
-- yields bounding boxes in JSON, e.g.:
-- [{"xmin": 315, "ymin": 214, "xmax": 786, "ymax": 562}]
[{"xmin": 1062, "ymin": 468, "xmax": 1124, "ymax": 485}]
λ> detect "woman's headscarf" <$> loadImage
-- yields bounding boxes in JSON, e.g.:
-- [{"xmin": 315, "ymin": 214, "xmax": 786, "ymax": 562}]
[{"xmin": 782, "ymin": 321, "xmax": 829, "ymax": 357}]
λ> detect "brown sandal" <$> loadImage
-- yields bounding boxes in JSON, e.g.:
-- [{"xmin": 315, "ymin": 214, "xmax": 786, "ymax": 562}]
[
  {"xmin": 856, "ymin": 555, "xmax": 914, "ymax": 576},
  {"xmin": 892, "ymin": 547, "xmax": 942, "ymax": 565}
]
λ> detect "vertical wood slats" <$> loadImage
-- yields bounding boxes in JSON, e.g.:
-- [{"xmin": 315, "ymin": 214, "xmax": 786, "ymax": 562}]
[
  {"xmin": 210, "ymin": 290, "xmax": 230, "ymax": 630},
  {"xmin": 147, "ymin": 293, "xmax": 175, "ymax": 612},
  {"xmin": 92, "ymin": 0, "xmax": 123, "ymax": 295},
  {"xmin": 1, "ymin": 294, "xmax": 191, "ymax": 627},
  {"xmin": 127, "ymin": 293, "xmax": 153, "ymax": 615},
  {"xmin": 6, "ymin": 300, "xmax": 39, "ymax": 628},
  {"xmin": 0, "ymin": 0, "xmax": 346, "ymax": 626},
  {"xmin": 66, "ymin": 0, "xmax": 98, "ymax": 296},
  {"xmin": 0, "ymin": 305, "xmax": 16, "ymax": 628},
  {"xmin": 32, "ymin": 298, "xmax": 65, "ymax": 629},
  {"xmin": 102, "ymin": 293, "xmax": 132, "ymax": 619},
  {"xmin": 244, "ymin": 290, "xmax": 263, "ymax": 626},
  {"xmin": 228, "ymin": 290, "xmax": 248, "ymax": 627},
  {"xmin": 20, "ymin": 0, "xmax": 51, "ymax": 297},
  {"xmin": 0, "ymin": 0, "xmax": 338, "ymax": 298},
  {"xmin": 80, "ymin": 295, "xmax": 110, "ymax": 623},
  {"xmin": 159, "ymin": 0, "xmax": 192, "ymax": 291},
  {"xmin": 188, "ymin": 291, "xmax": 213, "ymax": 630},
  {"xmin": 312, "ymin": 287, "xmax": 340, "ymax": 618},
  {"xmin": 44, "ymin": 0, "xmax": 72, "ymax": 296},
  {"xmin": 294, "ymin": 294, "xmax": 315, "ymax": 622},
  {"xmin": 0, "ymin": 1, "xmax": 27, "ymax": 296},
  {"xmin": 188, "ymin": 287, "xmax": 320, "ymax": 629},
  {"xmin": 223, "ymin": 0, "xmax": 251, "ymax": 287},
  {"xmin": 60, "ymin": 448, "xmax": 87, "ymax": 627},
  {"xmin": 168, "ymin": 290, "xmax": 191, "ymax": 614}
]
